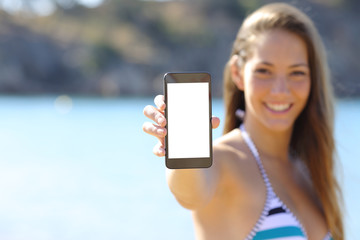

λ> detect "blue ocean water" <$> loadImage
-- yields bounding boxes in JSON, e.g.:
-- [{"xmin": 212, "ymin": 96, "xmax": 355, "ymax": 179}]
[{"xmin": 0, "ymin": 96, "xmax": 358, "ymax": 240}]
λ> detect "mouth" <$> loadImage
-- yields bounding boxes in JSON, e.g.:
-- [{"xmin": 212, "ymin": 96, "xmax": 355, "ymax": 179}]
[{"xmin": 265, "ymin": 103, "xmax": 292, "ymax": 113}]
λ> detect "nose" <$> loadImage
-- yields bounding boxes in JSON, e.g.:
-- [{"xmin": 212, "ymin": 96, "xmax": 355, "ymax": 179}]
[{"xmin": 271, "ymin": 75, "xmax": 290, "ymax": 95}]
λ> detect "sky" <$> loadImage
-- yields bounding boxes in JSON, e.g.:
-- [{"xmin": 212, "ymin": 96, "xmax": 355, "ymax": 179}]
[{"xmin": 0, "ymin": 0, "xmax": 105, "ymax": 16}]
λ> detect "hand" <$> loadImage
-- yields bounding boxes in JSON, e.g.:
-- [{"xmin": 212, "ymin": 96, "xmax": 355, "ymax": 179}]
[{"xmin": 142, "ymin": 95, "xmax": 220, "ymax": 157}]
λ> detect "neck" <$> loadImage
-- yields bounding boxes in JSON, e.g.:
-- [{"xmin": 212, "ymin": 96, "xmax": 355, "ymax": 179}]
[{"xmin": 243, "ymin": 119, "xmax": 293, "ymax": 162}]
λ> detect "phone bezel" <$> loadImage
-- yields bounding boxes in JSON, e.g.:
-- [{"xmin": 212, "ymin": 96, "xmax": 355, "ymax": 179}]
[{"xmin": 163, "ymin": 72, "xmax": 213, "ymax": 169}]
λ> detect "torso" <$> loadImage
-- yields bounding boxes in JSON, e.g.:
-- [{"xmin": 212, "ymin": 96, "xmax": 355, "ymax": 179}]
[{"xmin": 191, "ymin": 128, "xmax": 329, "ymax": 240}]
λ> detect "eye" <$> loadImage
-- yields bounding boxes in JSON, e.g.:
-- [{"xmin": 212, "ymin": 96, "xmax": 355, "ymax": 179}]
[
  {"xmin": 291, "ymin": 70, "xmax": 306, "ymax": 76},
  {"xmin": 255, "ymin": 68, "xmax": 271, "ymax": 75}
]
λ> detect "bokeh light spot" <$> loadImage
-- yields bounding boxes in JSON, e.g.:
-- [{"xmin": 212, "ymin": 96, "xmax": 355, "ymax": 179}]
[{"xmin": 54, "ymin": 95, "xmax": 73, "ymax": 114}]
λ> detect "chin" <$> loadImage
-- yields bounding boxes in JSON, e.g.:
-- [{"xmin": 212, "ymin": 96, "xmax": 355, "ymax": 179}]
[{"xmin": 263, "ymin": 120, "xmax": 295, "ymax": 133}]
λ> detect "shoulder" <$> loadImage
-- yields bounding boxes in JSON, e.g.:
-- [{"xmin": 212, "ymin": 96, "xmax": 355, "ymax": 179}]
[
  {"xmin": 213, "ymin": 128, "xmax": 247, "ymax": 158},
  {"xmin": 293, "ymin": 159, "xmax": 321, "ymax": 203},
  {"xmin": 212, "ymin": 128, "xmax": 255, "ymax": 176},
  {"xmin": 210, "ymin": 128, "xmax": 266, "ymax": 201}
]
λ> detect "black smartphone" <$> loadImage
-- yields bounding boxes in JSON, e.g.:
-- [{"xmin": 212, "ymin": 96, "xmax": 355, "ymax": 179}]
[{"xmin": 164, "ymin": 72, "xmax": 212, "ymax": 169}]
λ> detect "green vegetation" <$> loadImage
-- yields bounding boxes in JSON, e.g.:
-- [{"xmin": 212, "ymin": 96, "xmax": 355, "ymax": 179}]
[{"xmin": 0, "ymin": 0, "xmax": 359, "ymax": 97}]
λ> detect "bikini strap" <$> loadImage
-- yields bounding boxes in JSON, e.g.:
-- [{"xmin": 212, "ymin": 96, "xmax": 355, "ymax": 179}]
[{"xmin": 240, "ymin": 124, "xmax": 275, "ymax": 197}]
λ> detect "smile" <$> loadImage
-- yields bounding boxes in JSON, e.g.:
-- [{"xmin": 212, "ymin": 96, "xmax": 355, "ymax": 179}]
[{"xmin": 265, "ymin": 103, "xmax": 292, "ymax": 112}]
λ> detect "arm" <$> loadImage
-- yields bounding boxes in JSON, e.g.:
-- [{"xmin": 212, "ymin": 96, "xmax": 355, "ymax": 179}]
[
  {"xmin": 143, "ymin": 95, "xmax": 221, "ymax": 209},
  {"xmin": 166, "ymin": 163, "xmax": 220, "ymax": 210}
]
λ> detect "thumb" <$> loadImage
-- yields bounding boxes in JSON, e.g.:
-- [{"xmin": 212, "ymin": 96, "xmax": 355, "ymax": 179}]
[{"xmin": 211, "ymin": 116, "xmax": 220, "ymax": 129}]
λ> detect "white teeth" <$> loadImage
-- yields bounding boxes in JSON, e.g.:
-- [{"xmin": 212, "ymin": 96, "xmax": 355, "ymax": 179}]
[{"xmin": 266, "ymin": 103, "xmax": 291, "ymax": 112}]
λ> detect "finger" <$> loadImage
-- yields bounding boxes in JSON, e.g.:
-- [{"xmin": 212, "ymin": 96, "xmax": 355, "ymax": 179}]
[
  {"xmin": 211, "ymin": 116, "xmax": 220, "ymax": 129},
  {"xmin": 143, "ymin": 105, "xmax": 166, "ymax": 127},
  {"xmin": 153, "ymin": 140, "xmax": 166, "ymax": 157},
  {"xmin": 154, "ymin": 95, "xmax": 166, "ymax": 112},
  {"xmin": 142, "ymin": 122, "xmax": 167, "ymax": 138}
]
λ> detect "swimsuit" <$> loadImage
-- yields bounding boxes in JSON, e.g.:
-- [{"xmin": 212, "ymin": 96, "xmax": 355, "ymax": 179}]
[{"xmin": 240, "ymin": 124, "xmax": 333, "ymax": 240}]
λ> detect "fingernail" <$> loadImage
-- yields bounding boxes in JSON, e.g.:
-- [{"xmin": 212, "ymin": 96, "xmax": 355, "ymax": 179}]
[
  {"xmin": 158, "ymin": 117, "xmax": 164, "ymax": 125},
  {"xmin": 157, "ymin": 128, "xmax": 164, "ymax": 135}
]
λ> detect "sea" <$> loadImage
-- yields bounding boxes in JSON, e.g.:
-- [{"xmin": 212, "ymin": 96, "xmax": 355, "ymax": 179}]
[{"xmin": 0, "ymin": 96, "xmax": 358, "ymax": 240}]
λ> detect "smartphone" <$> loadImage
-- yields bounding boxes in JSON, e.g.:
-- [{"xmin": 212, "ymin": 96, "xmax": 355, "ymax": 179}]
[{"xmin": 164, "ymin": 72, "xmax": 212, "ymax": 169}]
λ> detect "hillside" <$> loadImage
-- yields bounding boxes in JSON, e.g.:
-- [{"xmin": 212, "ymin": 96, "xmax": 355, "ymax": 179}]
[{"xmin": 0, "ymin": 0, "xmax": 359, "ymax": 97}]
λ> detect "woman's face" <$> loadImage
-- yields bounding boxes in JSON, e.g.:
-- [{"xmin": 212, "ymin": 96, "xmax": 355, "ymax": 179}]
[{"xmin": 240, "ymin": 29, "xmax": 311, "ymax": 132}]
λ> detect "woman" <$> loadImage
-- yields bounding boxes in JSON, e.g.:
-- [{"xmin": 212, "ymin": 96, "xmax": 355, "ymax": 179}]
[{"xmin": 142, "ymin": 3, "xmax": 343, "ymax": 239}]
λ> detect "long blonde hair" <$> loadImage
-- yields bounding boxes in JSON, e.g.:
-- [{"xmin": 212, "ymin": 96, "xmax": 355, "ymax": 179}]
[{"xmin": 223, "ymin": 3, "xmax": 343, "ymax": 239}]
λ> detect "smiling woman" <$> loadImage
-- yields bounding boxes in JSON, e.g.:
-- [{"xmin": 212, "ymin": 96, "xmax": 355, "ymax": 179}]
[
  {"xmin": 232, "ymin": 29, "xmax": 311, "ymax": 132},
  {"xmin": 143, "ymin": 2, "xmax": 344, "ymax": 240}
]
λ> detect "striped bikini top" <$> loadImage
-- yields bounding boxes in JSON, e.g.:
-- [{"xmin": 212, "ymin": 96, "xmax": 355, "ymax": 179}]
[{"xmin": 240, "ymin": 125, "xmax": 333, "ymax": 240}]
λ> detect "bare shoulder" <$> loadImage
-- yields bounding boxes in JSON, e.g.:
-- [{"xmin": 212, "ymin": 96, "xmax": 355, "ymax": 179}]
[
  {"xmin": 293, "ymin": 159, "xmax": 321, "ymax": 203},
  {"xmin": 212, "ymin": 128, "xmax": 255, "ymax": 177},
  {"xmin": 213, "ymin": 128, "xmax": 247, "ymax": 158},
  {"xmin": 210, "ymin": 128, "xmax": 266, "ymax": 201}
]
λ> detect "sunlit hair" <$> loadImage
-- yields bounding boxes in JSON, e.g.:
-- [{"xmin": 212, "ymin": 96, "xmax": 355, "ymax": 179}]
[{"xmin": 223, "ymin": 3, "xmax": 343, "ymax": 239}]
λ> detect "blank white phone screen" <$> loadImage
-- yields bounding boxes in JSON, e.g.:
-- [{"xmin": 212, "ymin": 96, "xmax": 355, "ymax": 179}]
[{"xmin": 167, "ymin": 82, "xmax": 210, "ymax": 159}]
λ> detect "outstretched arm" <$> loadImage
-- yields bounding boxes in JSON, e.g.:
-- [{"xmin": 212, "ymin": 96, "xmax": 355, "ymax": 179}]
[{"xmin": 142, "ymin": 95, "xmax": 221, "ymax": 209}]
